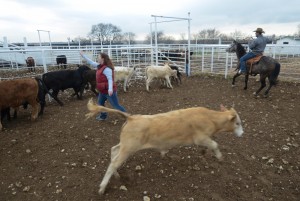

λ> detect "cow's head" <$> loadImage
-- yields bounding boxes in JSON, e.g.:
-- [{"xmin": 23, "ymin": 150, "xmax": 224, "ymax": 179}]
[
  {"xmin": 220, "ymin": 105, "xmax": 244, "ymax": 137},
  {"xmin": 171, "ymin": 70, "xmax": 178, "ymax": 78},
  {"xmin": 26, "ymin": 57, "xmax": 35, "ymax": 66},
  {"xmin": 77, "ymin": 65, "xmax": 91, "ymax": 75}
]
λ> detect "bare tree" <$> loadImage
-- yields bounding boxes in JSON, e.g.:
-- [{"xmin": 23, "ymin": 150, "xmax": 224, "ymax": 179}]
[
  {"xmin": 197, "ymin": 28, "xmax": 221, "ymax": 39},
  {"xmin": 89, "ymin": 23, "xmax": 122, "ymax": 43},
  {"xmin": 73, "ymin": 36, "xmax": 90, "ymax": 44},
  {"xmin": 207, "ymin": 28, "xmax": 220, "ymax": 38},
  {"xmin": 179, "ymin": 33, "xmax": 186, "ymax": 40},
  {"xmin": 229, "ymin": 30, "xmax": 249, "ymax": 40},
  {"xmin": 296, "ymin": 24, "xmax": 300, "ymax": 37},
  {"xmin": 145, "ymin": 31, "xmax": 165, "ymax": 43},
  {"xmin": 123, "ymin": 32, "xmax": 136, "ymax": 44},
  {"xmin": 192, "ymin": 33, "xmax": 198, "ymax": 40},
  {"xmin": 162, "ymin": 35, "xmax": 176, "ymax": 44}
]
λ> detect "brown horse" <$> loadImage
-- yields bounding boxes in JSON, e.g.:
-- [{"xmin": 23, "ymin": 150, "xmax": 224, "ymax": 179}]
[{"xmin": 226, "ymin": 40, "xmax": 280, "ymax": 97}]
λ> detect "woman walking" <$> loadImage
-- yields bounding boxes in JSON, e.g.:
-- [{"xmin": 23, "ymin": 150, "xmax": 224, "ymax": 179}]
[{"xmin": 80, "ymin": 51, "xmax": 126, "ymax": 120}]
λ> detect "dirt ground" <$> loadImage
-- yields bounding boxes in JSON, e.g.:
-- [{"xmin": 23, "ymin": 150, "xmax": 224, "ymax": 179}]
[{"xmin": 0, "ymin": 74, "xmax": 299, "ymax": 201}]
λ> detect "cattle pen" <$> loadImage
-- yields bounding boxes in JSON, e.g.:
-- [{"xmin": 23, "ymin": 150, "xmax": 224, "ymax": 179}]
[{"xmin": 1, "ymin": 43, "xmax": 300, "ymax": 81}]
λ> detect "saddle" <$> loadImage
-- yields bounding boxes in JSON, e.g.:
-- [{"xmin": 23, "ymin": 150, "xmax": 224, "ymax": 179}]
[{"xmin": 246, "ymin": 54, "xmax": 263, "ymax": 75}]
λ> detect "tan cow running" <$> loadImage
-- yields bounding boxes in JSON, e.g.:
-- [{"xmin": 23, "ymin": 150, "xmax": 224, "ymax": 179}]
[{"xmin": 85, "ymin": 99, "xmax": 244, "ymax": 195}]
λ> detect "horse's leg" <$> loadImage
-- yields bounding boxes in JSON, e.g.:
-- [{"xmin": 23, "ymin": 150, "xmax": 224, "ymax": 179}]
[
  {"xmin": 244, "ymin": 73, "xmax": 249, "ymax": 90},
  {"xmin": 263, "ymin": 76, "xmax": 273, "ymax": 97},
  {"xmin": 232, "ymin": 72, "xmax": 241, "ymax": 87},
  {"xmin": 254, "ymin": 75, "xmax": 267, "ymax": 96}
]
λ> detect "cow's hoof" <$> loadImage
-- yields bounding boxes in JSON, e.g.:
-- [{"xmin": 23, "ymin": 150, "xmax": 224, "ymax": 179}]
[
  {"xmin": 98, "ymin": 188, "xmax": 105, "ymax": 195},
  {"xmin": 113, "ymin": 171, "xmax": 120, "ymax": 179},
  {"xmin": 217, "ymin": 156, "xmax": 224, "ymax": 162},
  {"xmin": 253, "ymin": 92, "xmax": 259, "ymax": 98}
]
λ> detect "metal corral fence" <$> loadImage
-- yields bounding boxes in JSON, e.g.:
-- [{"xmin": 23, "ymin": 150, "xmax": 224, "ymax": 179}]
[{"xmin": 0, "ymin": 44, "xmax": 300, "ymax": 81}]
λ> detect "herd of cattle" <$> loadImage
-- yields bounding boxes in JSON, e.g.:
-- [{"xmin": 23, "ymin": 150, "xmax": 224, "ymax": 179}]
[{"xmin": 0, "ymin": 58, "xmax": 182, "ymax": 130}]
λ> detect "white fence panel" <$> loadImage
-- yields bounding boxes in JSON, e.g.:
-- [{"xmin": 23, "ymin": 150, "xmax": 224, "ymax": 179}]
[{"xmin": 1, "ymin": 44, "xmax": 299, "ymax": 81}]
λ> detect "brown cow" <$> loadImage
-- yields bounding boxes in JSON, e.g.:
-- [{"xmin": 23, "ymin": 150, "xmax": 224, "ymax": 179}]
[
  {"xmin": 85, "ymin": 99, "xmax": 244, "ymax": 194},
  {"xmin": 0, "ymin": 78, "xmax": 39, "ymax": 130},
  {"xmin": 26, "ymin": 57, "xmax": 35, "ymax": 72}
]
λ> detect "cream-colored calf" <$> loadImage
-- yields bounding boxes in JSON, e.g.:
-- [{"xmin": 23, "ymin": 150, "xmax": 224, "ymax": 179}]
[
  {"xmin": 85, "ymin": 99, "xmax": 244, "ymax": 195},
  {"xmin": 145, "ymin": 63, "xmax": 178, "ymax": 91},
  {"xmin": 114, "ymin": 66, "xmax": 136, "ymax": 92}
]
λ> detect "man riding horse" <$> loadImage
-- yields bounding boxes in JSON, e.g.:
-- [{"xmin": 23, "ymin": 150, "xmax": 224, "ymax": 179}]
[{"xmin": 238, "ymin": 28, "xmax": 274, "ymax": 74}]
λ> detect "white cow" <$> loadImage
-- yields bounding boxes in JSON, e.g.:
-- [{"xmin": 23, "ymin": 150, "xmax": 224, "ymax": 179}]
[
  {"xmin": 145, "ymin": 63, "xmax": 177, "ymax": 91},
  {"xmin": 115, "ymin": 66, "xmax": 136, "ymax": 92}
]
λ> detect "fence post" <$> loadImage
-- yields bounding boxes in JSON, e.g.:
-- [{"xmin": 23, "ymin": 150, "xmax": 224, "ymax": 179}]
[
  {"xmin": 201, "ymin": 46, "xmax": 204, "ymax": 72},
  {"xmin": 42, "ymin": 50, "xmax": 48, "ymax": 73},
  {"xmin": 225, "ymin": 52, "xmax": 228, "ymax": 79},
  {"xmin": 272, "ymin": 45, "xmax": 276, "ymax": 59},
  {"xmin": 210, "ymin": 47, "xmax": 214, "ymax": 72}
]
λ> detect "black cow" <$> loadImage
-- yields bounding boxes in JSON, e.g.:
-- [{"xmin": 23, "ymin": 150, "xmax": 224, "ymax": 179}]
[
  {"xmin": 158, "ymin": 50, "xmax": 182, "ymax": 62},
  {"xmin": 56, "ymin": 55, "xmax": 67, "ymax": 69},
  {"xmin": 42, "ymin": 65, "xmax": 91, "ymax": 106},
  {"xmin": 82, "ymin": 70, "xmax": 98, "ymax": 96}
]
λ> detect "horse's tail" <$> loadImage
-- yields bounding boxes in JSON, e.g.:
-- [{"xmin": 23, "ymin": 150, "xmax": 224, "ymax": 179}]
[{"xmin": 270, "ymin": 62, "xmax": 281, "ymax": 86}]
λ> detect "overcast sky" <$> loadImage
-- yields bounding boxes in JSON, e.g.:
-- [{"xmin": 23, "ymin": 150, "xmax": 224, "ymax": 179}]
[{"xmin": 1, "ymin": 0, "xmax": 299, "ymax": 43}]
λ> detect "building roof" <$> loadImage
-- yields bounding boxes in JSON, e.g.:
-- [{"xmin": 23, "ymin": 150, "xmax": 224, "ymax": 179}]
[{"xmin": 277, "ymin": 36, "xmax": 300, "ymax": 41}]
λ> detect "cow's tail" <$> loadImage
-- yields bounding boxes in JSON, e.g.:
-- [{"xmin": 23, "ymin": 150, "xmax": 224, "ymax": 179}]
[
  {"xmin": 270, "ymin": 62, "xmax": 281, "ymax": 86},
  {"xmin": 35, "ymin": 77, "xmax": 54, "ymax": 99},
  {"xmin": 145, "ymin": 67, "xmax": 148, "ymax": 80},
  {"xmin": 125, "ymin": 65, "xmax": 137, "ymax": 86},
  {"xmin": 85, "ymin": 98, "xmax": 130, "ymax": 120}
]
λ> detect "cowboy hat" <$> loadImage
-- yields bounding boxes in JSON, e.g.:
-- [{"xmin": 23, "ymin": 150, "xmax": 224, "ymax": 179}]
[{"xmin": 253, "ymin": 28, "xmax": 265, "ymax": 33}]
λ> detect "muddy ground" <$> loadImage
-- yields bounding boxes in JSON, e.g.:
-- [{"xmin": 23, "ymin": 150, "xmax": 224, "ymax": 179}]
[{"xmin": 0, "ymin": 74, "xmax": 299, "ymax": 201}]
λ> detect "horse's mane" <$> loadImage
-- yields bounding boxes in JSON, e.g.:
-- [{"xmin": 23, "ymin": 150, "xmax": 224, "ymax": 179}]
[{"xmin": 235, "ymin": 42, "xmax": 246, "ymax": 58}]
